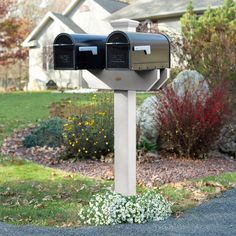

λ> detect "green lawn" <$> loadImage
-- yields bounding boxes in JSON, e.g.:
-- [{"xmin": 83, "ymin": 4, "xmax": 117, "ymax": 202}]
[
  {"xmin": 0, "ymin": 92, "xmax": 76, "ymax": 144},
  {"xmin": 0, "ymin": 155, "xmax": 110, "ymax": 226}
]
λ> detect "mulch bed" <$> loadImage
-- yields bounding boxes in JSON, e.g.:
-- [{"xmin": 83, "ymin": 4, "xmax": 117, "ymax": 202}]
[{"xmin": 1, "ymin": 127, "xmax": 236, "ymax": 187}]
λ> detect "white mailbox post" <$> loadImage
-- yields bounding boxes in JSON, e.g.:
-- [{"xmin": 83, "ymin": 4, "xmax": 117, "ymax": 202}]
[{"xmin": 113, "ymin": 22, "xmax": 137, "ymax": 196}]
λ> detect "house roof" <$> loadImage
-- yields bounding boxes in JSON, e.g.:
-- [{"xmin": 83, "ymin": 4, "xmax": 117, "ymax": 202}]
[
  {"xmin": 95, "ymin": 0, "xmax": 128, "ymax": 13},
  {"xmin": 22, "ymin": 11, "xmax": 84, "ymax": 47},
  {"xmin": 108, "ymin": 0, "xmax": 224, "ymax": 21},
  {"xmin": 53, "ymin": 12, "xmax": 85, "ymax": 33},
  {"xmin": 63, "ymin": 0, "xmax": 128, "ymax": 16}
]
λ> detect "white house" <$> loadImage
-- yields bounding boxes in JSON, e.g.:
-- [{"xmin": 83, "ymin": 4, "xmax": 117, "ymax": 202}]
[{"xmin": 22, "ymin": 0, "xmax": 127, "ymax": 91}]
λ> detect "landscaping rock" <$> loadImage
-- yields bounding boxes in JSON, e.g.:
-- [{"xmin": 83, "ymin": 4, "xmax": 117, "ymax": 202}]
[
  {"xmin": 218, "ymin": 123, "xmax": 236, "ymax": 158},
  {"xmin": 136, "ymin": 96, "xmax": 158, "ymax": 144},
  {"xmin": 172, "ymin": 70, "xmax": 209, "ymax": 100}
]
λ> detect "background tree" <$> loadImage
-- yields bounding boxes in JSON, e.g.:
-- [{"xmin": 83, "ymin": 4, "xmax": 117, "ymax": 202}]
[
  {"xmin": 0, "ymin": 0, "xmax": 33, "ymax": 90},
  {"xmin": 0, "ymin": 0, "xmax": 14, "ymax": 16},
  {"xmin": 17, "ymin": 0, "xmax": 71, "ymax": 30},
  {"xmin": 0, "ymin": 0, "xmax": 31, "ymax": 66},
  {"xmin": 180, "ymin": 0, "xmax": 236, "ymax": 86}
]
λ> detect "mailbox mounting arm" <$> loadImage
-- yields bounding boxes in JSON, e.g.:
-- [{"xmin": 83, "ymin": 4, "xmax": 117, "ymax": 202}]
[
  {"xmin": 133, "ymin": 45, "xmax": 151, "ymax": 55},
  {"xmin": 78, "ymin": 46, "xmax": 98, "ymax": 55}
]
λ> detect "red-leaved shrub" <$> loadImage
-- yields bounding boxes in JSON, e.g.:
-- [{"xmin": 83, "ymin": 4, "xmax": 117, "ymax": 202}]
[{"xmin": 156, "ymin": 86, "xmax": 229, "ymax": 158}]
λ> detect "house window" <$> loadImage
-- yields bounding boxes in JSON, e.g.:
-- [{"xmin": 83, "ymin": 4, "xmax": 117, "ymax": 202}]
[{"xmin": 42, "ymin": 46, "xmax": 53, "ymax": 70}]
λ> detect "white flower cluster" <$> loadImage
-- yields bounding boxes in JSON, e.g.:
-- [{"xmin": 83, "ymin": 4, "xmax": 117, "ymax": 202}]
[{"xmin": 78, "ymin": 190, "xmax": 172, "ymax": 226}]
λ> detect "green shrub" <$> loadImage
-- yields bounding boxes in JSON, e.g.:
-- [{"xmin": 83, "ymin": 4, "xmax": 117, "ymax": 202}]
[
  {"xmin": 137, "ymin": 138, "xmax": 157, "ymax": 153},
  {"xmin": 181, "ymin": 0, "xmax": 236, "ymax": 85},
  {"xmin": 23, "ymin": 117, "xmax": 65, "ymax": 148},
  {"xmin": 63, "ymin": 112, "xmax": 113, "ymax": 160},
  {"xmin": 79, "ymin": 190, "xmax": 172, "ymax": 226},
  {"xmin": 59, "ymin": 93, "xmax": 114, "ymax": 160}
]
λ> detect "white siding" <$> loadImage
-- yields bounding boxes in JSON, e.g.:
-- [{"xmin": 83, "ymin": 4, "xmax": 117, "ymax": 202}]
[
  {"xmin": 158, "ymin": 17, "xmax": 181, "ymax": 34},
  {"xmin": 68, "ymin": 0, "xmax": 113, "ymax": 34}
]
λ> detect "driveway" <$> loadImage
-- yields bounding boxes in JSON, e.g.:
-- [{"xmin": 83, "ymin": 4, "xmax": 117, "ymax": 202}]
[{"xmin": 0, "ymin": 188, "xmax": 235, "ymax": 236}]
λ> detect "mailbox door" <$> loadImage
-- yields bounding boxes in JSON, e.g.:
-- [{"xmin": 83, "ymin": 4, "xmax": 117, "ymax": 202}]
[
  {"xmin": 54, "ymin": 45, "xmax": 75, "ymax": 70},
  {"xmin": 54, "ymin": 34, "xmax": 75, "ymax": 70},
  {"xmin": 106, "ymin": 32, "xmax": 130, "ymax": 69},
  {"xmin": 106, "ymin": 44, "xmax": 130, "ymax": 69}
]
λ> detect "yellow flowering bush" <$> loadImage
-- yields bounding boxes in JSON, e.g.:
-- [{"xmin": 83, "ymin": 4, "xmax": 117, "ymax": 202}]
[
  {"xmin": 63, "ymin": 112, "xmax": 113, "ymax": 159},
  {"xmin": 48, "ymin": 92, "xmax": 114, "ymax": 159}
]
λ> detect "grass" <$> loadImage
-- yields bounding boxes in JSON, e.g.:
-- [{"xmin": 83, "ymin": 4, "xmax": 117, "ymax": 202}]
[
  {"xmin": 0, "ymin": 155, "xmax": 111, "ymax": 226},
  {"xmin": 157, "ymin": 172, "xmax": 236, "ymax": 214},
  {"xmin": 0, "ymin": 92, "xmax": 75, "ymax": 145}
]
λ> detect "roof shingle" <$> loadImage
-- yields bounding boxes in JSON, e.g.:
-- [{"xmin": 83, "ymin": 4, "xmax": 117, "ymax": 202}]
[
  {"xmin": 108, "ymin": 0, "xmax": 224, "ymax": 20},
  {"xmin": 95, "ymin": 0, "xmax": 128, "ymax": 13}
]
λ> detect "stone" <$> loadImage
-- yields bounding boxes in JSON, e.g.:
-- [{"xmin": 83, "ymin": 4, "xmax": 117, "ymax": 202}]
[
  {"xmin": 218, "ymin": 123, "xmax": 236, "ymax": 158},
  {"xmin": 136, "ymin": 95, "xmax": 158, "ymax": 144},
  {"xmin": 172, "ymin": 69, "xmax": 209, "ymax": 99}
]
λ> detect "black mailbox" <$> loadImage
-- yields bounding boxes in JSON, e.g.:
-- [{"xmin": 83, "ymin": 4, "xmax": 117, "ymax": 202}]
[
  {"xmin": 106, "ymin": 31, "xmax": 170, "ymax": 71},
  {"xmin": 53, "ymin": 33, "xmax": 106, "ymax": 70}
]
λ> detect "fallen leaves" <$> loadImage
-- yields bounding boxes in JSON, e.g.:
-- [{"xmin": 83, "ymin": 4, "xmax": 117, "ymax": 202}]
[
  {"xmin": 174, "ymin": 211, "xmax": 184, "ymax": 218},
  {"xmin": 101, "ymin": 170, "xmax": 114, "ymax": 180},
  {"xmin": 60, "ymin": 220, "xmax": 78, "ymax": 228},
  {"xmin": 33, "ymin": 203, "xmax": 45, "ymax": 209},
  {"xmin": 159, "ymin": 178, "xmax": 233, "ymax": 214},
  {"xmin": 42, "ymin": 195, "xmax": 53, "ymax": 201},
  {"xmin": 3, "ymin": 215, "xmax": 33, "ymax": 224},
  {"xmin": 31, "ymin": 184, "xmax": 49, "ymax": 193},
  {"xmin": 191, "ymin": 190, "xmax": 208, "ymax": 202},
  {"xmin": 0, "ymin": 187, "xmax": 16, "ymax": 197},
  {"xmin": 63, "ymin": 174, "xmax": 76, "ymax": 179},
  {"xmin": 205, "ymin": 181, "xmax": 225, "ymax": 188}
]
